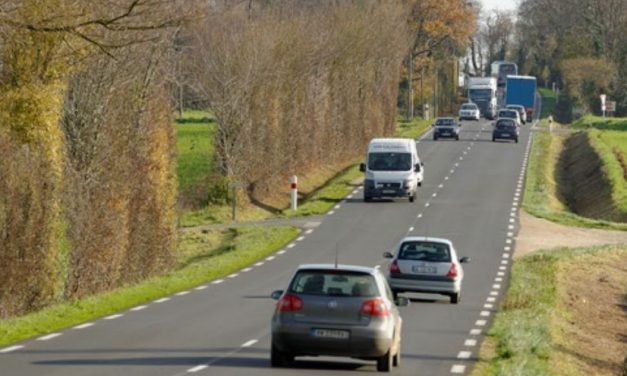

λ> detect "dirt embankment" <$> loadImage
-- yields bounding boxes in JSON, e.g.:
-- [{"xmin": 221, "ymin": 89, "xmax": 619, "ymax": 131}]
[{"xmin": 557, "ymin": 132, "xmax": 626, "ymax": 222}]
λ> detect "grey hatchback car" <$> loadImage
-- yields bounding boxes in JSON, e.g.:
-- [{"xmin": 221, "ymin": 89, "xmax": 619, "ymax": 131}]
[{"xmin": 271, "ymin": 264, "xmax": 408, "ymax": 372}]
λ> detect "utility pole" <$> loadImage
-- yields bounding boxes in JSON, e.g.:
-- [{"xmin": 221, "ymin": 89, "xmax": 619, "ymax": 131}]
[
  {"xmin": 407, "ymin": 55, "xmax": 414, "ymax": 120},
  {"xmin": 420, "ymin": 66, "xmax": 424, "ymax": 119},
  {"xmin": 433, "ymin": 65, "xmax": 439, "ymax": 118}
]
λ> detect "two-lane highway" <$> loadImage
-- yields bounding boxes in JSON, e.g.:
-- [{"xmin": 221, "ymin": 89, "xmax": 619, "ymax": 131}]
[{"xmin": 1, "ymin": 118, "xmax": 533, "ymax": 376}]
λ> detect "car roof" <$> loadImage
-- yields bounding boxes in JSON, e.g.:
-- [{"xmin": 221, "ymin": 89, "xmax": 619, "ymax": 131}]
[
  {"xmin": 398, "ymin": 236, "xmax": 453, "ymax": 247},
  {"xmin": 436, "ymin": 117, "xmax": 456, "ymax": 120},
  {"xmin": 296, "ymin": 264, "xmax": 378, "ymax": 275}
]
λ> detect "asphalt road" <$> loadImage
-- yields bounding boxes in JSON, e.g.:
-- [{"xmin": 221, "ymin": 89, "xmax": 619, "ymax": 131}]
[{"xmin": 1, "ymin": 117, "xmax": 534, "ymax": 376}]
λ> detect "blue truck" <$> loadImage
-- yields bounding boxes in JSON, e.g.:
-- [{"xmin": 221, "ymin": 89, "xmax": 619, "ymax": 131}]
[{"xmin": 505, "ymin": 75, "xmax": 537, "ymax": 122}]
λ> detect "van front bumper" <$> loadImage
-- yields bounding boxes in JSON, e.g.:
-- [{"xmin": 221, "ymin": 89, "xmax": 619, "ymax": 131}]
[{"xmin": 364, "ymin": 180, "xmax": 412, "ymax": 198}]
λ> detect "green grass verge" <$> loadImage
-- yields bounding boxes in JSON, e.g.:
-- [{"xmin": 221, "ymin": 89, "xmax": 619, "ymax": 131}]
[
  {"xmin": 0, "ymin": 225, "xmax": 298, "ymax": 347},
  {"xmin": 396, "ymin": 117, "xmax": 432, "ymax": 139},
  {"xmin": 538, "ymin": 88, "xmax": 556, "ymax": 119},
  {"xmin": 471, "ymin": 245, "xmax": 622, "ymax": 376},
  {"xmin": 523, "ymin": 100, "xmax": 627, "ymax": 230},
  {"xmin": 587, "ymin": 129, "xmax": 627, "ymax": 215}
]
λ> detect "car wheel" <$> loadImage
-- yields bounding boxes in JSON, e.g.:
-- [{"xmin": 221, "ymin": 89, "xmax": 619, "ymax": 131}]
[
  {"xmin": 409, "ymin": 194, "xmax": 415, "ymax": 203},
  {"xmin": 364, "ymin": 196, "xmax": 371, "ymax": 202},
  {"xmin": 392, "ymin": 289, "xmax": 399, "ymax": 300},
  {"xmin": 271, "ymin": 344, "xmax": 292, "ymax": 367},
  {"xmin": 450, "ymin": 292, "xmax": 460, "ymax": 304},
  {"xmin": 377, "ymin": 349, "xmax": 393, "ymax": 372},
  {"xmin": 515, "ymin": 137, "xmax": 519, "ymax": 143},
  {"xmin": 455, "ymin": 135, "xmax": 459, "ymax": 141},
  {"xmin": 492, "ymin": 137, "xmax": 496, "ymax": 142},
  {"xmin": 433, "ymin": 135, "xmax": 438, "ymax": 141}
]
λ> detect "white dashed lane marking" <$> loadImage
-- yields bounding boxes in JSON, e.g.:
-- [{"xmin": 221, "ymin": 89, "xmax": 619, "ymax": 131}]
[
  {"xmin": 176, "ymin": 291, "xmax": 190, "ymax": 296},
  {"xmin": 241, "ymin": 339, "xmax": 258, "ymax": 347},
  {"xmin": 287, "ymin": 243, "xmax": 296, "ymax": 249},
  {"xmin": 37, "ymin": 333, "xmax": 62, "ymax": 341},
  {"xmin": 266, "ymin": 256, "xmax": 275, "ymax": 261},
  {"xmin": 212, "ymin": 279, "xmax": 224, "ymax": 285},
  {"xmin": 242, "ymin": 267, "xmax": 253, "ymax": 272},
  {"xmin": 305, "ymin": 229, "xmax": 314, "ymax": 235},
  {"xmin": 155, "ymin": 297, "xmax": 170, "ymax": 303},
  {"xmin": 475, "ymin": 320, "xmax": 487, "ymax": 326},
  {"xmin": 195, "ymin": 285, "xmax": 208, "ymax": 291},
  {"xmin": 277, "ymin": 250, "xmax": 286, "ymax": 255},
  {"xmin": 254, "ymin": 262, "xmax": 264, "ymax": 267},
  {"xmin": 487, "ymin": 296, "xmax": 496, "ymax": 303},
  {"xmin": 296, "ymin": 236, "xmax": 305, "ymax": 242},
  {"xmin": 470, "ymin": 328, "xmax": 481, "ymax": 335},
  {"xmin": 105, "ymin": 313, "xmax": 124, "ymax": 320},
  {"xmin": 130, "ymin": 305, "xmax": 147, "ymax": 312},
  {"xmin": 73, "ymin": 323, "xmax": 94, "ymax": 330},
  {"xmin": 451, "ymin": 365, "xmax": 466, "ymax": 374},
  {"xmin": 0, "ymin": 345, "xmax": 24, "ymax": 353},
  {"xmin": 187, "ymin": 365, "xmax": 208, "ymax": 373},
  {"xmin": 464, "ymin": 339, "xmax": 477, "ymax": 347},
  {"xmin": 457, "ymin": 351, "xmax": 472, "ymax": 359},
  {"xmin": 228, "ymin": 274, "xmax": 238, "ymax": 279}
]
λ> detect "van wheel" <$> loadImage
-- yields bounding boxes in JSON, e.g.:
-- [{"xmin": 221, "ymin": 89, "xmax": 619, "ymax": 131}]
[
  {"xmin": 433, "ymin": 135, "xmax": 438, "ymax": 141},
  {"xmin": 450, "ymin": 292, "xmax": 461, "ymax": 304},
  {"xmin": 364, "ymin": 195, "xmax": 371, "ymax": 202},
  {"xmin": 515, "ymin": 138, "xmax": 519, "ymax": 143},
  {"xmin": 377, "ymin": 350, "xmax": 392, "ymax": 372},
  {"xmin": 409, "ymin": 195, "xmax": 415, "ymax": 203},
  {"xmin": 492, "ymin": 137, "xmax": 496, "ymax": 142},
  {"xmin": 455, "ymin": 135, "xmax": 460, "ymax": 141}
]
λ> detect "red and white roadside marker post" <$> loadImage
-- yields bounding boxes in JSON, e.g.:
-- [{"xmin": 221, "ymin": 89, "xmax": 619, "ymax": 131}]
[{"xmin": 290, "ymin": 175, "xmax": 298, "ymax": 211}]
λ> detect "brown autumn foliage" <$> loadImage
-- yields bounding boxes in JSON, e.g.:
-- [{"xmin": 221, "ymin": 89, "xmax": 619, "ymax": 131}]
[
  {"xmin": 189, "ymin": 1, "xmax": 412, "ymax": 204},
  {"xmin": 0, "ymin": 0, "xmax": 186, "ymax": 316}
]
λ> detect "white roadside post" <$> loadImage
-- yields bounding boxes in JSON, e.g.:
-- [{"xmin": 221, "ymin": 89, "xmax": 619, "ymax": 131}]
[
  {"xmin": 290, "ymin": 175, "xmax": 298, "ymax": 211},
  {"xmin": 600, "ymin": 94, "xmax": 607, "ymax": 119}
]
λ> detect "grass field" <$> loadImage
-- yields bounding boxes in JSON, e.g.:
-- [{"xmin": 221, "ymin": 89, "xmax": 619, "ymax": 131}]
[
  {"xmin": 0, "ymin": 225, "xmax": 298, "ymax": 347},
  {"xmin": 538, "ymin": 87, "xmax": 556, "ymax": 119},
  {"xmin": 176, "ymin": 111, "xmax": 215, "ymax": 203},
  {"xmin": 471, "ymin": 245, "xmax": 626, "ymax": 376}
]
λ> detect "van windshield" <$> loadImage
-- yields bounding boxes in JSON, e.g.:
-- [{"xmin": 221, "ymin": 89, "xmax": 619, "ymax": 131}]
[{"xmin": 368, "ymin": 152, "xmax": 412, "ymax": 171}]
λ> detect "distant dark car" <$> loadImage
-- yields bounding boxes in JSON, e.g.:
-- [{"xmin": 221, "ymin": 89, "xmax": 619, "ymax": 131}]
[
  {"xmin": 433, "ymin": 117, "xmax": 460, "ymax": 141},
  {"xmin": 271, "ymin": 264, "xmax": 408, "ymax": 372},
  {"xmin": 492, "ymin": 119, "xmax": 519, "ymax": 143},
  {"xmin": 506, "ymin": 104, "xmax": 526, "ymax": 124}
]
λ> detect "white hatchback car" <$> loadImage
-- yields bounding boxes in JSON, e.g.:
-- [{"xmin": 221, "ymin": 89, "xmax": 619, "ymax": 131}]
[
  {"xmin": 458, "ymin": 103, "xmax": 480, "ymax": 121},
  {"xmin": 384, "ymin": 237, "xmax": 469, "ymax": 304}
]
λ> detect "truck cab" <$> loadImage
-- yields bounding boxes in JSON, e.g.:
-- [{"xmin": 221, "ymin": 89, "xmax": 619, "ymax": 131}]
[
  {"xmin": 360, "ymin": 138, "xmax": 423, "ymax": 203},
  {"xmin": 467, "ymin": 77, "xmax": 497, "ymax": 119}
]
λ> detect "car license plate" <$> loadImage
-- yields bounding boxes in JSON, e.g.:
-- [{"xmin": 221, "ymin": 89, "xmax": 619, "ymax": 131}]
[
  {"xmin": 382, "ymin": 189, "xmax": 395, "ymax": 194},
  {"xmin": 312, "ymin": 329, "xmax": 349, "ymax": 339},
  {"xmin": 501, "ymin": 133, "xmax": 510, "ymax": 137},
  {"xmin": 412, "ymin": 265, "xmax": 437, "ymax": 274}
]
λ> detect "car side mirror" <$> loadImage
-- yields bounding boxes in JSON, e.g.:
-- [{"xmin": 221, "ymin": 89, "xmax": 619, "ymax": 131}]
[
  {"xmin": 459, "ymin": 257, "xmax": 470, "ymax": 264},
  {"xmin": 359, "ymin": 163, "xmax": 366, "ymax": 172},
  {"xmin": 395, "ymin": 296, "xmax": 410, "ymax": 307},
  {"xmin": 383, "ymin": 252, "xmax": 394, "ymax": 259},
  {"xmin": 414, "ymin": 164, "xmax": 421, "ymax": 172},
  {"xmin": 271, "ymin": 290, "xmax": 284, "ymax": 300}
]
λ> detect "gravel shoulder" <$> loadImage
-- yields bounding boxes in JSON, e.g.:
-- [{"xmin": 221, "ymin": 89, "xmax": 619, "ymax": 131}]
[{"xmin": 515, "ymin": 210, "xmax": 627, "ymax": 258}]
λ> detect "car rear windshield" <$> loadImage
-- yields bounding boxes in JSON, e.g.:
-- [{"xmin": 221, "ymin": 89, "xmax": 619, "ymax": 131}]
[
  {"xmin": 368, "ymin": 152, "xmax": 411, "ymax": 171},
  {"xmin": 398, "ymin": 241, "xmax": 452, "ymax": 262},
  {"xmin": 289, "ymin": 270, "xmax": 378, "ymax": 297},
  {"xmin": 496, "ymin": 120, "xmax": 515, "ymax": 129},
  {"xmin": 435, "ymin": 118, "xmax": 455, "ymax": 125},
  {"xmin": 499, "ymin": 110, "xmax": 518, "ymax": 118}
]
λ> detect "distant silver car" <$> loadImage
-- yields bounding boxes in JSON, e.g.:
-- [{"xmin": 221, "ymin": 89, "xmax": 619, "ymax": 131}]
[
  {"xmin": 506, "ymin": 104, "xmax": 526, "ymax": 124},
  {"xmin": 384, "ymin": 237, "xmax": 469, "ymax": 304},
  {"xmin": 458, "ymin": 103, "xmax": 481, "ymax": 121},
  {"xmin": 271, "ymin": 264, "xmax": 408, "ymax": 371}
]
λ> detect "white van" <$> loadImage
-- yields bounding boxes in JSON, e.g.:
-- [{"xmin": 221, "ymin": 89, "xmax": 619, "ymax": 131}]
[{"xmin": 359, "ymin": 138, "xmax": 424, "ymax": 202}]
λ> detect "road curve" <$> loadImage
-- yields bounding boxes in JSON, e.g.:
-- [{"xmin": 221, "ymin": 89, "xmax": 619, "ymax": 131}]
[{"xmin": 1, "ymin": 118, "xmax": 533, "ymax": 376}]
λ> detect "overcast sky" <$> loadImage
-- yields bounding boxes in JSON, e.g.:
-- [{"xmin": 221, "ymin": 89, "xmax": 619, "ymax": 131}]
[{"xmin": 481, "ymin": 0, "xmax": 518, "ymax": 11}]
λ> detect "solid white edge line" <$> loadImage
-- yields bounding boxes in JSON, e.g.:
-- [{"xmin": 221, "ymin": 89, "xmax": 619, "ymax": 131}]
[{"xmin": 37, "ymin": 333, "xmax": 62, "ymax": 341}]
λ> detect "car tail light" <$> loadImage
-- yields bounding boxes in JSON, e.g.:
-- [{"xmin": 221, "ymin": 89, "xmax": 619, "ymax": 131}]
[
  {"xmin": 447, "ymin": 263, "xmax": 458, "ymax": 279},
  {"xmin": 277, "ymin": 294, "xmax": 303, "ymax": 312},
  {"xmin": 390, "ymin": 260, "xmax": 401, "ymax": 274},
  {"xmin": 360, "ymin": 298, "xmax": 389, "ymax": 317}
]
